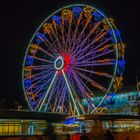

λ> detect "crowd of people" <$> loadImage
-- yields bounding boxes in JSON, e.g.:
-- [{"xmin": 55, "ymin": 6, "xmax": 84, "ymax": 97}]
[
  {"xmin": 65, "ymin": 130, "xmax": 115, "ymax": 140},
  {"xmin": 32, "ymin": 122, "xmax": 133, "ymax": 140},
  {"xmin": 36, "ymin": 127, "xmax": 116, "ymax": 140}
]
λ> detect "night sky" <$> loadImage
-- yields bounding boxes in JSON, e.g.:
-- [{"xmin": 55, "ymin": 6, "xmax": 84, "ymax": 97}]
[{"xmin": 0, "ymin": 0, "xmax": 140, "ymax": 106}]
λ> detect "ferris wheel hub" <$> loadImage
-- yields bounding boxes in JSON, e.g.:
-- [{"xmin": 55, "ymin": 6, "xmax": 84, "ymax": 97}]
[{"xmin": 54, "ymin": 56, "xmax": 64, "ymax": 70}]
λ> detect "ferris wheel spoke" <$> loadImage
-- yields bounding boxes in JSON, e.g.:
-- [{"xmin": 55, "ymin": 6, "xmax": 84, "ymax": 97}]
[
  {"xmin": 93, "ymin": 43, "xmax": 114, "ymax": 54},
  {"xmin": 76, "ymin": 56, "xmax": 115, "ymax": 65},
  {"xmin": 53, "ymin": 91, "xmax": 62, "ymax": 113},
  {"xmin": 66, "ymin": 21, "xmax": 72, "ymax": 49},
  {"xmin": 71, "ymin": 21, "xmax": 102, "ymax": 56},
  {"xmin": 74, "ymin": 62, "xmax": 114, "ymax": 67},
  {"xmin": 58, "ymin": 82, "xmax": 67, "ymax": 114},
  {"xmin": 31, "ymin": 85, "xmax": 44, "ymax": 97},
  {"xmin": 71, "ymin": 16, "xmax": 92, "ymax": 51},
  {"xmin": 44, "ymin": 80, "xmax": 58, "ymax": 111},
  {"xmin": 51, "ymin": 24, "xmax": 63, "ymax": 45},
  {"xmin": 30, "ymin": 79, "xmax": 52, "ymax": 107},
  {"xmin": 55, "ymin": 85, "xmax": 67, "ymax": 113},
  {"xmin": 91, "ymin": 49, "xmax": 115, "ymax": 62},
  {"xmin": 47, "ymin": 33, "xmax": 61, "ymax": 54},
  {"xmin": 67, "ymin": 29, "xmax": 75, "ymax": 53},
  {"xmin": 71, "ymin": 69, "xmax": 96, "ymax": 111},
  {"xmin": 69, "ymin": 99, "xmax": 74, "ymax": 115},
  {"xmin": 62, "ymin": 23, "xmax": 71, "ymax": 52},
  {"xmin": 62, "ymin": 69, "xmax": 80, "ymax": 116},
  {"xmin": 51, "ymin": 76, "xmax": 64, "ymax": 112},
  {"xmin": 32, "ymin": 79, "xmax": 52, "ymax": 98},
  {"xmin": 73, "ymin": 66, "xmax": 113, "ymax": 78},
  {"xmin": 38, "ymin": 71, "xmax": 58, "ymax": 111},
  {"xmin": 43, "ymin": 36, "xmax": 59, "ymax": 54},
  {"xmin": 35, "ymin": 98, "xmax": 43, "ymax": 111},
  {"xmin": 24, "ymin": 64, "xmax": 53, "ymax": 71},
  {"xmin": 47, "ymin": 77, "xmax": 61, "ymax": 111},
  {"xmin": 74, "ymin": 69, "xmax": 107, "ymax": 93},
  {"xmin": 31, "ymin": 75, "xmax": 49, "ymax": 83},
  {"xmin": 28, "ymin": 70, "xmax": 54, "ymax": 86},
  {"xmin": 24, "ymin": 67, "xmax": 54, "ymax": 80},
  {"xmin": 31, "ymin": 71, "xmax": 54, "ymax": 82},
  {"xmin": 38, "ymin": 46, "xmax": 56, "ymax": 59},
  {"xmin": 60, "ymin": 24, "xmax": 67, "ymax": 51},
  {"xmin": 30, "ymin": 65, "xmax": 53, "ymax": 70},
  {"xmin": 92, "ymin": 37, "xmax": 112, "ymax": 53},
  {"xmin": 76, "ymin": 44, "xmax": 114, "ymax": 63},
  {"xmin": 89, "ymin": 49, "xmax": 115, "ymax": 62},
  {"xmin": 60, "ymin": 87, "xmax": 67, "ymax": 114},
  {"xmin": 37, "ymin": 33, "xmax": 58, "ymax": 56},
  {"xmin": 74, "ymin": 58, "xmax": 115, "ymax": 67},
  {"xmin": 75, "ymin": 74, "xmax": 95, "ymax": 99},
  {"xmin": 25, "ymin": 75, "xmax": 48, "ymax": 92},
  {"xmin": 75, "ymin": 15, "xmax": 92, "ymax": 42},
  {"xmin": 76, "ymin": 47, "xmax": 114, "ymax": 64},
  {"xmin": 53, "ymin": 95, "xmax": 61, "ymax": 113},
  {"xmin": 30, "ymin": 55, "xmax": 54, "ymax": 64},
  {"xmin": 68, "ymin": 75, "xmax": 86, "ymax": 114},
  {"xmin": 65, "ymin": 93, "xmax": 71, "ymax": 114},
  {"xmin": 25, "ymin": 71, "xmax": 54, "ymax": 92},
  {"xmin": 52, "ymin": 30, "xmax": 63, "ymax": 53},
  {"xmin": 76, "ymin": 21, "xmax": 102, "ymax": 51},
  {"xmin": 73, "ymin": 75, "xmax": 97, "ymax": 112},
  {"xmin": 69, "ymin": 78, "xmax": 90, "ymax": 114},
  {"xmin": 75, "ymin": 37, "xmax": 111, "ymax": 62},
  {"xmin": 69, "ymin": 12, "xmax": 83, "ymax": 48},
  {"xmin": 95, "ymin": 30, "xmax": 108, "ymax": 42},
  {"xmin": 75, "ymin": 62, "xmax": 114, "ymax": 67}
]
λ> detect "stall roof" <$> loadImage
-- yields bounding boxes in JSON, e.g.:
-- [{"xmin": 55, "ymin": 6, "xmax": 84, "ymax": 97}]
[{"xmin": 0, "ymin": 109, "xmax": 68, "ymax": 122}]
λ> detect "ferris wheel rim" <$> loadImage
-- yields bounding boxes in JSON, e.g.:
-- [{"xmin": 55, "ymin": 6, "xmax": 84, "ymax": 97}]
[{"xmin": 22, "ymin": 4, "xmax": 122, "ymax": 114}]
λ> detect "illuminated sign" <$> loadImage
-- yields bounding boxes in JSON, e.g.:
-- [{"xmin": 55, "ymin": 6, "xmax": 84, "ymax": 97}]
[
  {"xmin": 62, "ymin": 117, "xmax": 79, "ymax": 127},
  {"xmin": 82, "ymin": 91, "xmax": 139, "ymax": 115}
]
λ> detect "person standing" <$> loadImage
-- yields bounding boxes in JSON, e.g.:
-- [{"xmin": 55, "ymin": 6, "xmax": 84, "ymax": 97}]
[
  {"xmin": 80, "ymin": 130, "xmax": 90, "ymax": 140},
  {"xmin": 104, "ymin": 130, "xmax": 115, "ymax": 140},
  {"xmin": 64, "ymin": 133, "xmax": 71, "ymax": 140},
  {"xmin": 44, "ymin": 124, "xmax": 57, "ymax": 140}
]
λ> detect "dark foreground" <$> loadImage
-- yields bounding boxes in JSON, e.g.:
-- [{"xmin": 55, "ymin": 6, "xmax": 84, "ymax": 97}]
[{"xmin": 0, "ymin": 132, "xmax": 140, "ymax": 140}]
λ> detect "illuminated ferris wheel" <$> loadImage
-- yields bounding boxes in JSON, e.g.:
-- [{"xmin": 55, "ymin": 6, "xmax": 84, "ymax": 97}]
[{"xmin": 22, "ymin": 4, "xmax": 125, "ymax": 116}]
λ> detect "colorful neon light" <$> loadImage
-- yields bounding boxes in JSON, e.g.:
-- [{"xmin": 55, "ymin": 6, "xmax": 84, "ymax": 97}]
[{"xmin": 22, "ymin": 4, "xmax": 125, "ymax": 115}]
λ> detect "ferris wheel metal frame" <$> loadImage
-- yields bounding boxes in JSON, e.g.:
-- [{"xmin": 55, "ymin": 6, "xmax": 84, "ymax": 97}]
[{"xmin": 22, "ymin": 4, "xmax": 125, "ymax": 116}]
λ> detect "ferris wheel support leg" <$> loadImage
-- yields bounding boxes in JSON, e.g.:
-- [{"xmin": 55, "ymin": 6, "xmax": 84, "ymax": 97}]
[
  {"xmin": 62, "ymin": 69, "xmax": 80, "ymax": 116},
  {"xmin": 38, "ymin": 71, "xmax": 58, "ymax": 111}
]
